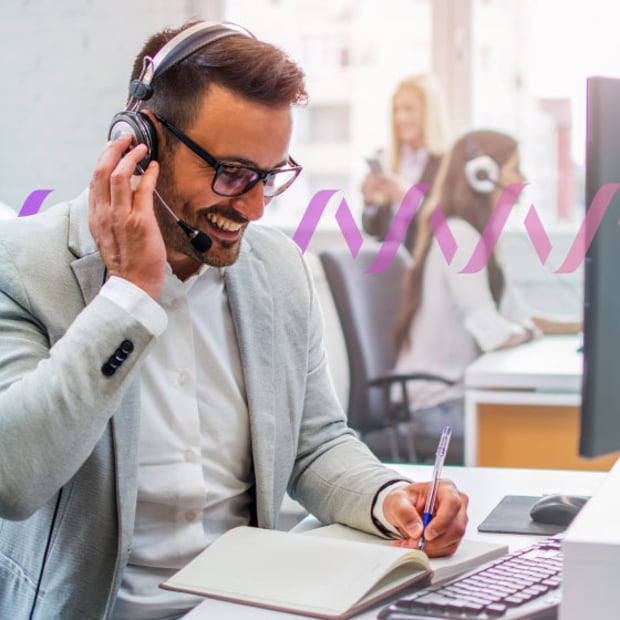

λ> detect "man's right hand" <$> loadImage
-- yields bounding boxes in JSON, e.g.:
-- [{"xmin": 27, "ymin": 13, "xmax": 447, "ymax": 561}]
[{"xmin": 89, "ymin": 135, "xmax": 166, "ymax": 300}]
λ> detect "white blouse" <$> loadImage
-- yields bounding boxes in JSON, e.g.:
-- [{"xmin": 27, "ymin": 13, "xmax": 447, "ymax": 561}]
[{"xmin": 394, "ymin": 218, "xmax": 535, "ymax": 409}]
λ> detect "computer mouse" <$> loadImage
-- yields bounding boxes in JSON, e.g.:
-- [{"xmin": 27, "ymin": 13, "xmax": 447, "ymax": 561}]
[{"xmin": 529, "ymin": 494, "xmax": 589, "ymax": 526}]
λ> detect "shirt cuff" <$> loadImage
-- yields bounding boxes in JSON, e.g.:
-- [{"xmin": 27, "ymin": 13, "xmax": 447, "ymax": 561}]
[
  {"xmin": 371, "ymin": 479, "xmax": 412, "ymax": 538},
  {"xmin": 100, "ymin": 276, "xmax": 168, "ymax": 337}
]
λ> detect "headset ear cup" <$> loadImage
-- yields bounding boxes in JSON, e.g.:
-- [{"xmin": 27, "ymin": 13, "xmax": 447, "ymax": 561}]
[
  {"xmin": 108, "ymin": 111, "xmax": 158, "ymax": 172},
  {"xmin": 464, "ymin": 155, "xmax": 500, "ymax": 194}
]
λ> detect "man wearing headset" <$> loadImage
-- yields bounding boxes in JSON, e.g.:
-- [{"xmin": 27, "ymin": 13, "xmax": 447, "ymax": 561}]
[{"xmin": 0, "ymin": 21, "xmax": 468, "ymax": 619}]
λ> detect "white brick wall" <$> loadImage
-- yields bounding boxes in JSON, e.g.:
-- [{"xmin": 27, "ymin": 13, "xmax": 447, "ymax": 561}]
[{"xmin": 0, "ymin": 0, "xmax": 222, "ymax": 210}]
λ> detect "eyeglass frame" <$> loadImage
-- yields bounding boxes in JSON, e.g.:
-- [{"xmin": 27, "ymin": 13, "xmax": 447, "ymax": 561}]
[{"xmin": 153, "ymin": 113, "xmax": 302, "ymax": 198}]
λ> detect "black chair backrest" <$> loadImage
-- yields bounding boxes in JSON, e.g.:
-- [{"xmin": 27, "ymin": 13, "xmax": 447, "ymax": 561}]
[{"xmin": 319, "ymin": 243, "xmax": 412, "ymax": 434}]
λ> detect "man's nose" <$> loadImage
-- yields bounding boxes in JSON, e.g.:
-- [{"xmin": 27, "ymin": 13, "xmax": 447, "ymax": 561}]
[{"xmin": 231, "ymin": 181, "xmax": 266, "ymax": 222}]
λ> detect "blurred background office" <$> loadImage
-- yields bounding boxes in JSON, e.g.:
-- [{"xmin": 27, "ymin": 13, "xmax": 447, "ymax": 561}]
[{"xmin": 1, "ymin": 0, "xmax": 618, "ymax": 413}]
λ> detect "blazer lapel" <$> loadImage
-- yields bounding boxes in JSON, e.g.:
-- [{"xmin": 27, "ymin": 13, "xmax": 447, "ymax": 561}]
[
  {"xmin": 70, "ymin": 253, "xmax": 106, "ymax": 305},
  {"xmin": 67, "ymin": 191, "xmax": 106, "ymax": 305},
  {"xmin": 225, "ymin": 242, "xmax": 277, "ymax": 527}
]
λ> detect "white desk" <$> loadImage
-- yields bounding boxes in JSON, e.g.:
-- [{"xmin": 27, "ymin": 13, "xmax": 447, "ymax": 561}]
[
  {"xmin": 465, "ymin": 334, "xmax": 582, "ymax": 394},
  {"xmin": 463, "ymin": 335, "xmax": 618, "ymax": 470},
  {"xmin": 183, "ymin": 464, "xmax": 606, "ymax": 620}
]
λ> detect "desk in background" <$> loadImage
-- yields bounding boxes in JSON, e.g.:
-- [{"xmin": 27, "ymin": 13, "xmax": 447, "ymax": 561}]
[
  {"xmin": 183, "ymin": 464, "xmax": 607, "ymax": 620},
  {"xmin": 464, "ymin": 334, "xmax": 619, "ymax": 470}
]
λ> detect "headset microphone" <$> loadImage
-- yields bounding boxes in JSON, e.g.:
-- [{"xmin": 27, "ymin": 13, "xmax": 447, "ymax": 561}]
[
  {"xmin": 176, "ymin": 219, "xmax": 213, "ymax": 253},
  {"xmin": 477, "ymin": 171, "xmax": 504, "ymax": 190},
  {"xmin": 480, "ymin": 174, "xmax": 520, "ymax": 198},
  {"xmin": 134, "ymin": 163, "xmax": 213, "ymax": 253},
  {"xmin": 470, "ymin": 170, "xmax": 521, "ymax": 199},
  {"xmin": 153, "ymin": 186, "xmax": 213, "ymax": 253}
]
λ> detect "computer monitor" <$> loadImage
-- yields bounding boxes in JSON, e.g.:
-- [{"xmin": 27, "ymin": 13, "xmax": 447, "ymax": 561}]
[{"xmin": 580, "ymin": 75, "xmax": 620, "ymax": 457}]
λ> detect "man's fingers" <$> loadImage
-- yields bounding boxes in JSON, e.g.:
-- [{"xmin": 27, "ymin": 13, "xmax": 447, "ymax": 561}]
[
  {"xmin": 424, "ymin": 484, "xmax": 467, "ymax": 541},
  {"xmin": 90, "ymin": 135, "xmax": 135, "ymax": 206},
  {"xmin": 423, "ymin": 489, "xmax": 469, "ymax": 557},
  {"xmin": 385, "ymin": 486, "xmax": 424, "ymax": 539},
  {"xmin": 88, "ymin": 136, "xmax": 157, "ymax": 262},
  {"xmin": 133, "ymin": 160, "xmax": 159, "ymax": 201},
  {"xmin": 109, "ymin": 143, "xmax": 150, "ymax": 216}
]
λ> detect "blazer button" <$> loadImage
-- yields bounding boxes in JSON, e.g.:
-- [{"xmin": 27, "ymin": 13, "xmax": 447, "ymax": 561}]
[
  {"xmin": 101, "ymin": 362, "xmax": 116, "ymax": 377},
  {"xmin": 120, "ymin": 340, "xmax": 134, "ymax": 355},
  {"xmin": 101, "ymin": 339, "xmax": 135, "ymax": 377}
]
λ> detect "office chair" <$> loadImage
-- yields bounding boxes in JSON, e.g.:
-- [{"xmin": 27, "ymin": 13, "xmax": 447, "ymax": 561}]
[{"xmin": 319, "ymin": 242, "xmax": 456, "ymax": 463}]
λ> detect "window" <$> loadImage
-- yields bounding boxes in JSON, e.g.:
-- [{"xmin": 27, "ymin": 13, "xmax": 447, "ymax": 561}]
[{"xmin": 222, "ymin": 0, "xmax": 618, "ymax": 315}]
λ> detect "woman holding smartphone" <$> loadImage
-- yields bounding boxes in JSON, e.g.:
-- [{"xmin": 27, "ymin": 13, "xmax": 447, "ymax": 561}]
[{"xmin": 361, "ymin": 74, "xmax": 452, "ymax": 252}]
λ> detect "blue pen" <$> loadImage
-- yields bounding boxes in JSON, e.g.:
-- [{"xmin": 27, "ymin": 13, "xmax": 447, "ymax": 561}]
[{"xmin": 418, "ymin": 425, "xmax": 452, "ymax": 551}]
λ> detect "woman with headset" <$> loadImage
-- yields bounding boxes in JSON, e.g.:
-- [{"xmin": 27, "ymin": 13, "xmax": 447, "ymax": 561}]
[
  {"xmin": 361, "ymin": 74, "xmax": 452, "ymax": 251},
  {"xmin": 391, "ymin": 130, "xmax": 581, "ymax": 459}
]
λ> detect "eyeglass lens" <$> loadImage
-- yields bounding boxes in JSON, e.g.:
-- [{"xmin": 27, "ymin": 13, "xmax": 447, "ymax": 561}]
[{"xmin": 214, "ymin": 166, "xmax": 298, "ymax": 198}]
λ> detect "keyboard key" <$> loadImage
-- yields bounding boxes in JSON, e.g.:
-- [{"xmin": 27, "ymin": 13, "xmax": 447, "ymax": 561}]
[{"xmin": 484, "ymin": 602, "xmax": 508, "ymax": 616}]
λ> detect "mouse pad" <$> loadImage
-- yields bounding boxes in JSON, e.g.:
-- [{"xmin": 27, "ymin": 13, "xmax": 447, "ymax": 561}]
[{"xmin": 477, "ymin": 495, "xmax": 566, "ymax": 536}]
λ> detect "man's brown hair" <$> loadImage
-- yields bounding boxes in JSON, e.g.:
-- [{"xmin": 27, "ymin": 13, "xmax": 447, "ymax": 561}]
[{"xmin": 128, "ymin": 21, "xmax": 308, "ymax": 132}]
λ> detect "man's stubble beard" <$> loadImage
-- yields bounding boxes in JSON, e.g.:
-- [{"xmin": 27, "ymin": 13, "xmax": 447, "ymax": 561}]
[{"xmin": 153, "ymin": 162, "xmax": 244, "ymax": 269}]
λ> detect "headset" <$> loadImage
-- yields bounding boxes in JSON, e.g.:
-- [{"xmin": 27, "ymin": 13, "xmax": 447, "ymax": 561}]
[
  {"xmin": 464, "ymin": 154, "xmax": 501, "ymax": 194},
  {"xmin": 463, "ymin": 130, "xmax": 503, "ymax": 194},
  {"xmin": 108, "ymin": 20, "xmax": 255, "ymax": 170},
  {"xmin": 107, "ymin": 20, "xmax": 255, "ymax": 254}
]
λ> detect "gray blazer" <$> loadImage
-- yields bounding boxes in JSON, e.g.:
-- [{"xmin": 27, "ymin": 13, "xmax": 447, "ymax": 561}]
[{"xmin": 0, "ymin": 191, "xmax": 402, "ymax": 619}]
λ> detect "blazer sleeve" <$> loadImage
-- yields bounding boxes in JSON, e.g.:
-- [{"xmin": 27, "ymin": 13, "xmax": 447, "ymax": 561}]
[
  {"xmin": 0, "ymin": 225, "xmax": 155, "ymax": 520},
  {"xmin": 284, "ymin": 246, "xmax": 407, "ymax": 534}
]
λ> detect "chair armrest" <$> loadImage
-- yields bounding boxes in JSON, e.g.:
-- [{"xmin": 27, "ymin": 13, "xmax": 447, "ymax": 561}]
[
  {"xmin": 365, "ymin": 371, "xmax": 456, "ymax": 424},
  {"xmin": 366, "ymin": 371, "xmax": 455, "ymax": 389}
]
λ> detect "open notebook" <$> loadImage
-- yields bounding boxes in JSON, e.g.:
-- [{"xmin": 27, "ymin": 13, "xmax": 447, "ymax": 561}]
[{"xmin": 161, "ymin": 524, "xmax": 508, "ymax": 619}]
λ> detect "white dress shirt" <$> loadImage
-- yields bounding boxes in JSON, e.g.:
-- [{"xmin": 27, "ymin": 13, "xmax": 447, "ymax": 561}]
[{"xmin": 106, "ymin": 265, "xmax": 253, "ymax": 619}]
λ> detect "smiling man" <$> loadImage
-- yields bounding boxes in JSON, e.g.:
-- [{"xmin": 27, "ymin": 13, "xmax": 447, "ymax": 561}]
[{"xmin": 0, "ymin": 20, "xmax": 467, "ymax": 620}]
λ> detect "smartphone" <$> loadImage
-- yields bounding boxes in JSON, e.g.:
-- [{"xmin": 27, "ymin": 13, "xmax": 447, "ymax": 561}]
[{"xmin": 366, "ymin": 157, "xmax": 383, "ymax": 174}]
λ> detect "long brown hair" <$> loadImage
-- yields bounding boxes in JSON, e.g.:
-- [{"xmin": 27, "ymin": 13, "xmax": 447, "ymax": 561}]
[{"xmin": 394, "ymin": 129, "xmax": 518, "ymax": 351}]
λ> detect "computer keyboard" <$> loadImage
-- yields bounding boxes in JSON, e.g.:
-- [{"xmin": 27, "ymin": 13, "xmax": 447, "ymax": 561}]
[{"xmin": 377, "ymin": 536, "xmax": 563, "ymax": 619}]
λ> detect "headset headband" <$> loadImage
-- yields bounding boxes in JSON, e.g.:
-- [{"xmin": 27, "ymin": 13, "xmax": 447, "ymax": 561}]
[
  {"xmin": 109, "ymin": 21, "xmax": 256, "ymax": 172},
  {"xmin": 129, "ymin": 21, "xmax": 255, "ymax": 103}
]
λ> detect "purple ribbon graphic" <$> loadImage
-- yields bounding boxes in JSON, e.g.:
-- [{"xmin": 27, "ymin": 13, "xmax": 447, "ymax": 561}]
[
  {"xmin": 292, "ymin": 189, "xmax": 363, "ymax": 258},
  {"xmin": 554, "ymin": 183, "xmax": 620, "ymax": 273},
  {"xmin": 459, "ymin": 183, "xmax": 527, "ymax": 273},
  {"xmin": 365, "ymin": 184, "xmax": 429, "ymax": 274},
  {"xmin": 18, "ymin": 189, "xmax": 54, "ymax": 217},
  {"xmin": 15, "ymin": 182, "xmax": 620, "ymax": 275},
  {"xmin": 292, "ymin": 182, "xmax": 620, "ymax": 274}
]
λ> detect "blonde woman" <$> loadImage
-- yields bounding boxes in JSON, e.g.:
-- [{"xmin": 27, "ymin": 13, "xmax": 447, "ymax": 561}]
[{"xmin": 361, "ymin": 74, "xmax": 452, "ymax": 251}]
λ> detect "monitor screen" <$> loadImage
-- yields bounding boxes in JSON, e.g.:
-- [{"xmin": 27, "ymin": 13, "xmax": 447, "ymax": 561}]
[{"xmin": 580, "ymin": 75, "xmax": 620, "ymax": 457}]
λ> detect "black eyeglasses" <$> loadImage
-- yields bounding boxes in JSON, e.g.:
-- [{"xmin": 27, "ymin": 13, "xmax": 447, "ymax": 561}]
[{"xmin": 154, "ymin": 113, "xmax": 302, "ymax": 199}]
